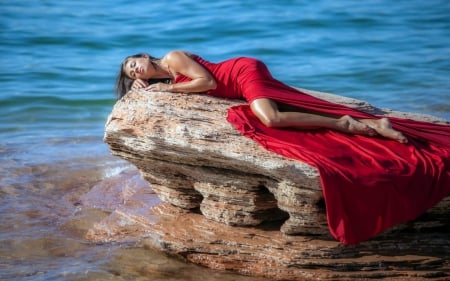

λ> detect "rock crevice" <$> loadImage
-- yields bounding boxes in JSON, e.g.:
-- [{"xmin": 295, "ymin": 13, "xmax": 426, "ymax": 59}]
[{"xmin": 93, "ymin": 89, "xmax": 450, "ymax": 280}]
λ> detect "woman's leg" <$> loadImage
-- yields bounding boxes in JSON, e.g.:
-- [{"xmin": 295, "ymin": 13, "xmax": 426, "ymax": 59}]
[{"xmin": 250, "ymin": 98, "xmax": 407, "ymax": 142}]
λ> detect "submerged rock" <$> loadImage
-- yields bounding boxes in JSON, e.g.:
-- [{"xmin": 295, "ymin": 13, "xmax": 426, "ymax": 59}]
[{"xmin": 92, "ymin": 89, "xmax": 449, "ymax": 280}]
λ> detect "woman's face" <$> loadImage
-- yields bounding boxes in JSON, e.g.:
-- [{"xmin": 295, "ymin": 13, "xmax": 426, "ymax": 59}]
[{"xmin": 123, "ymin": 54, "xmax": 154, "ymax": 80}]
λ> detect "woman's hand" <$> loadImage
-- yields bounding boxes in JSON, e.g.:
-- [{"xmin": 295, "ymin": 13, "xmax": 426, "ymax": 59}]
[
  {"xmin": 144, "ymin": 82, "xmax": 173, "ymax": 92},
  {"xmin": 131, "ymin": 79, "xmax": 149, "ymax": 90}
]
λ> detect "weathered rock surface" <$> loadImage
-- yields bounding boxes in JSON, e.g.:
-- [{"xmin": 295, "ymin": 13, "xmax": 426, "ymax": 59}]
[{"xmin": 93, "ymin": 89, "xmax": 450, "ymax": 280}]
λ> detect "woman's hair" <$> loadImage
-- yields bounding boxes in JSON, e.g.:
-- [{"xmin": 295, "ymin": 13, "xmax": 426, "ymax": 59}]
[{"xmin": 114, "ymin": 53, "xmax": 171, "ymax": 100}]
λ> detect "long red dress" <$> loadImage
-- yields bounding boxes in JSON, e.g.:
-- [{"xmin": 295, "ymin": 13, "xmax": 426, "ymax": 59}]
[{"xmin": 175, "ymin": 55, "xmax": 450, "ymax": 245}]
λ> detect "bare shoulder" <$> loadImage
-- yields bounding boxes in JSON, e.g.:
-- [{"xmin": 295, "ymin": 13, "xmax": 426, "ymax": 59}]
[
  {"xmin": 163, "ymin": 50, "xmax": 195, "ymax": 62},
  {"xmin": 161, "ymin": 50, "xmax": 201, "ymax": 73}
]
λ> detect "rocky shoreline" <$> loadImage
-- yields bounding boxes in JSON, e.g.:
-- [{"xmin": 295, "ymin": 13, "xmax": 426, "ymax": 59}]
[{"xmin": 88, "ymin": 89, "xmax": 449, "ymax": 280}]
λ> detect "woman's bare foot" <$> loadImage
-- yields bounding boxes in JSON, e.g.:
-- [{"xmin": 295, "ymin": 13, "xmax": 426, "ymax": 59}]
[
  {"xmin": 336, "ymin": 115, "xmax": 377, "ymax": 136},
  {"xmin": 361, "ymin": 118, "xmax": 408, "ymax": 143}
]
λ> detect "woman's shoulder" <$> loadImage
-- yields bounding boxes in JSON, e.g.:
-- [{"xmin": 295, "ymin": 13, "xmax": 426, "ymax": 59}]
[{"xmin": 163, "ymin": 50, "xmax": 197, "ymax": 61}]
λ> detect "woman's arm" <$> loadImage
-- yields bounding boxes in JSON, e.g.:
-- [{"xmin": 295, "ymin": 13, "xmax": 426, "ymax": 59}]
[
  {"xmin": 146, "ymin": 50, "xmax": 217, "ymax": 93},
  {"xmin": 132, "ymin": 79, "xmax": 149, "ymax": 90}
]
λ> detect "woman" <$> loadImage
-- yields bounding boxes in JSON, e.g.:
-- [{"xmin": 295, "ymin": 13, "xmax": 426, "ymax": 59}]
[
  {"xmin": 115, "ymin": 50, "xmax": 450, "ymax": 245},
  {"xmin": 115, "ymin": 50, "xmax": 407, "ymax": 143}
]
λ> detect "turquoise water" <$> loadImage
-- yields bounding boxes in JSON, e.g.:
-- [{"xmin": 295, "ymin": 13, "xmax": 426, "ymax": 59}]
[{"xmin": 0, "ymin": 0, "xmax": 449, "ymax": 280}]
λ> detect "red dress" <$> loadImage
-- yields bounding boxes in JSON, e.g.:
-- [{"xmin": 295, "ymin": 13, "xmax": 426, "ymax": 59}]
[{"xmin": 175, "ymin": 55, "xmax": 450, "ymax": 245}]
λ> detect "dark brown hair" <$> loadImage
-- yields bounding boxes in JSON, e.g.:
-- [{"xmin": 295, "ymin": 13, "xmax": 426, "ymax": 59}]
[{"xmin": 114, "ymin": 53, "xmax": 171, "ymax": 100}]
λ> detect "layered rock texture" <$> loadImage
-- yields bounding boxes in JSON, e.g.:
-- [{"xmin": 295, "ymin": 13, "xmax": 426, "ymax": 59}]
[{"xmin": 93, "ymin": 89, "xmax": 450, "ymax": 280}]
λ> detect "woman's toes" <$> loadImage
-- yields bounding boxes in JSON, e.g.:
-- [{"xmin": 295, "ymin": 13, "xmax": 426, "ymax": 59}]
[{"xmin": 378, "ymin": 118, "xmax": 408, "ymax": 143}]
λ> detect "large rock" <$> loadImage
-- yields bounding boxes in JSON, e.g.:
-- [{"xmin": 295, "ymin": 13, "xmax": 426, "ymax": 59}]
[{"xmin": 94, "ymin": 89, "xmax": 450, "ymax": 280}]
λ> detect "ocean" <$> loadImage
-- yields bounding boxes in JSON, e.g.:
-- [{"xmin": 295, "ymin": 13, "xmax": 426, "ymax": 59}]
[{"xmin": 0, "ymin": 0, "xmax": 449, "ymax": 280}]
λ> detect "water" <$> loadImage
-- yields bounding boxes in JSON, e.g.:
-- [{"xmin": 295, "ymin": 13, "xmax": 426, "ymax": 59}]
[{"xmin": 0, "ymin": 0, "xmax": 449, "ymax": 280}]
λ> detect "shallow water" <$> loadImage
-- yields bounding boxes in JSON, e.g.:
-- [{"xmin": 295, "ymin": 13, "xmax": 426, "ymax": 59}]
[
  {"xmin": 0, "ymin": 152, "xmax": 268, "ymax": 281},
  {"xmin": 0, "ymin": 0, "xmax": 449, "ymax": 280}
]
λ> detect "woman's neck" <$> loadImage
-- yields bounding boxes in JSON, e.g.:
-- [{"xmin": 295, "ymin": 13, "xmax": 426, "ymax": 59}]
[{"xmin": 152, "ymin": 60, "xmax": 173, "ymax": 79}]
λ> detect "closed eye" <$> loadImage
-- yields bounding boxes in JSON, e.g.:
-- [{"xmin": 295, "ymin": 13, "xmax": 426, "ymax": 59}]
[{"xmin": 128, "ymin": 61, "xmax": 136, "ymax": 78}]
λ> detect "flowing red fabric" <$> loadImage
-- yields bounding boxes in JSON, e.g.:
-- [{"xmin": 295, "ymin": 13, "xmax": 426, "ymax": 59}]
[{"xmin": 176, "ymin": 55, "xmax": 450, "ymax": 244}]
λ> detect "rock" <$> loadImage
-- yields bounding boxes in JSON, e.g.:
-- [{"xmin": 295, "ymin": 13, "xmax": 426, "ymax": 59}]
[{"xmin": 95, "ymin": 89, "xmax": 450, "ymax": 280}]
